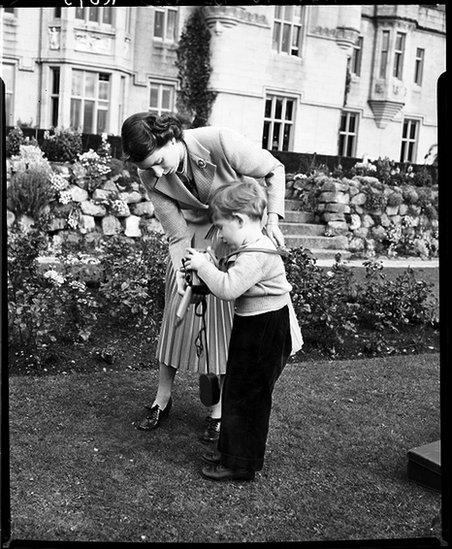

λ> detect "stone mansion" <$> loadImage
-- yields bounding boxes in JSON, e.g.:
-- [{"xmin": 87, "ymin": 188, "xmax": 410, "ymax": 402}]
[{"xmin": 1, "ymin": 4, "xmax": 446, "ymax": 164}]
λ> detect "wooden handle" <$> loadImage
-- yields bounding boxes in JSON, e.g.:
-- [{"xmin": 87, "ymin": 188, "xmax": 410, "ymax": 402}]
[{"xmin": 176, "ymin": 286, "xmax": 193, "ymax": 320}]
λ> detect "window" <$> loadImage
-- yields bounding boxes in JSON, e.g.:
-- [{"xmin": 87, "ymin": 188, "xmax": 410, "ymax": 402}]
[
  {"xmin": 272, "ymin": 5, "xmax": 304, "ymax": 57},
  {"xmin": 400, "ymin": 119, "xmax": 419, "ymax": 162},
  {"xmin": 1, "ymin": 64, "xmax": 15, "ymax": 125},
  {"xmin": 414, "ymin": 48, "xmax": 424, "ymax": 85},
  {"xmin": 118, "ymin": 75, "xmax": 126, "ymax": 133},
  {"xmin": 125, "ymin": 7, "xmax": 132, "ymax": 34},
  {"xmin": 338, "ymin": 112, "xmax": 359, "ymax": 157},
  {"xmin": 54, "ymin": 7, "xmax": 61, "ymax": 18},
  {"xmin": 379, "ymin": 30, "xmax": 390, "ymax": 78},
  {"xmin": 262, "ymin": 95, "xmax": 295, "ymax": 151},
  {"xmin": 149, "ymin": 82, "xmax": 176, "ymax": 116},
  {"xmin": 393, "ymin": 32, "xmax": 405, "ymax": 79},
  {"xmin": 50, "ymin": 67, "xmax": 60, "ymax": 127},
  {"xmin": 70, "ymin": 70, "xmax": 110, "ymax": 134},
  {"xmin": 74, "ymin": 7, "xmax": 113, "ymax": 25},
  {"xmin": 351, "ymin": 36, "xmax": 363, "ymax": 76},
  {"xmin": 3, "ymin": 8, "xmax": 15, "ymax": 14},
  {"xmin": 154, "ymin": 7, "xmax": 178, "ymax": 42}
]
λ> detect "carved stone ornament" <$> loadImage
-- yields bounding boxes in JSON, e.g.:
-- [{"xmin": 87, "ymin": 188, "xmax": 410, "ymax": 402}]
[
  {"xmin": 336, "ymin": 26, "xmax": 360, "ymax": 51},
  {"xmin": 74, "ymin": 31, "xmax": 112, "ymax": 55},
  {"xmin": 48, "ymin": 26, "xmax": 60, "ymax": 50},
  {"xmin": 203, "ymin": 6, "xmax": 268, "ymax": 35},
  {"xmin": 311, "ymin": 26, "xmax": 338, "ymax": 39}
]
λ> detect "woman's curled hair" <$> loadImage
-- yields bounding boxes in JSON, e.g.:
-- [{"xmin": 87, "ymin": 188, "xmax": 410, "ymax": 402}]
[{"xmin": 121, "ymin": 112, "xmax": 184, "ymax": 163}]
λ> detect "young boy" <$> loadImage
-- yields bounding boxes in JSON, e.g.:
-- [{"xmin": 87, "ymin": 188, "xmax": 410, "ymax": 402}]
[{"xmin": 183, "ymin": 180, "xmax": 303, "ymax": 481}]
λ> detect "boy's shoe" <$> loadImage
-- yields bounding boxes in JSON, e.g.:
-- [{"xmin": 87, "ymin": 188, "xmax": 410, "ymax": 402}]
[
  {"xmin": 201, "ymin": 464, "xmax": 255, "ymax": 482},
  {"xmin": 199, "ymin": 417, "xmax": 221, "ymax": 443},
  {"xmin": 135, "ymin": 398, "xmax": 172, "ymax": 431},
  {"xmin": 201, "ymin": 450, "xmax": 221, "ymax": 465}
]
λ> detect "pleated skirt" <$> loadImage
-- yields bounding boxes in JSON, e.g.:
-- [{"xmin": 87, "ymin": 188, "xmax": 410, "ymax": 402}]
[{"xmin": 156, "ymin": 223, "xmax": 235, "ymax": 375}]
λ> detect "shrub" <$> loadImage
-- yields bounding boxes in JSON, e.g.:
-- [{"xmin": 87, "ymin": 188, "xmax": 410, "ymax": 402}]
[
  {"xmin": 412, "ymin": 166, "xmax": 434, "ymax": 188},
  {"xmin": 402, "ymin": 186, "xmax": 419, "ymax": 204},
  {"xmin": 364, "ymin": 189, "xmax": 387, "ymax": 211},
  {"xmin": 387, "ymin": 192, "xmax": 403, "ymax": 207},
  {"xmin": 41, "ymin": 129, "xmax": 83, "ymax": 162},
  {"xmin": 9, "ymin": 144, "xmax": 52, "ymax": 175},
  {"xmin": 7, "ymin": 167, "xmax": 55, "ymax": 218},
  {"xmin": 6, "ymin": 127, "xmax": 25, "ymax": 157},
  {"xmin": 98, "ymin": 233, "xmax": 168, "ymax": 328}
]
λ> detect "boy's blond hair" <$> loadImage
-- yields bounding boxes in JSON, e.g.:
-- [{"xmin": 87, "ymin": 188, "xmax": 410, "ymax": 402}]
[{"xmin": 209, "ymin": 181, "xmax": 267, "ymax": 221}]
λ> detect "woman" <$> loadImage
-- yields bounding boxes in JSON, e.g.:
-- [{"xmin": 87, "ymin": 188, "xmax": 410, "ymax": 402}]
[{"xmin": 121, "ymin": 113, "xmax": 286, "ymax": 441}]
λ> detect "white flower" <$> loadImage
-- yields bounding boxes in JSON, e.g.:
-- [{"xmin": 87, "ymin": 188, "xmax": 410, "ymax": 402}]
[
  {"xmin": 59, "ymin": 190, "xmax": 72, "ymax": 204},
  {"xmin": 50, "ymin": 173, "xmax": 69, "ymax": 191},
  {"xmin": 69, "ymin": 280, "xmax": 86, "ymax": 291},
  {"xmin": 326, "ymin": 271, "xmax": 334, "ymax": 277},
  {"xmin": 43, "ymin": 270, "xmax": 65, "ymax": 285}
]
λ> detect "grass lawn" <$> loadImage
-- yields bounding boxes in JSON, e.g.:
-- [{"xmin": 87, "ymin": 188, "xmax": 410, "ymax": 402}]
[{"xmin": 9, "ymin": 353, "xmax": 441, "ymax": 543}]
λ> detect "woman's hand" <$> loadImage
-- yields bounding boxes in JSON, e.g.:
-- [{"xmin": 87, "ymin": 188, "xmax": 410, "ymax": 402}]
[
  {"xmin": 184, "ymin": 248, "xmax": 210, "ymax": 271},
  {"xmin": 266, "ymin": 213, "xmax": 285, "ymax": 248}
]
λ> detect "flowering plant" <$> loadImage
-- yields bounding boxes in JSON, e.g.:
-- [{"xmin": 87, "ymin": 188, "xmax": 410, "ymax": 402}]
[
  {"xmin": 71, "ymin": 149, "xmax": 112, "ymax": 192},
  {"xmin": 10, "ymin": 144, "xmax": 52, "ymax": 175}
]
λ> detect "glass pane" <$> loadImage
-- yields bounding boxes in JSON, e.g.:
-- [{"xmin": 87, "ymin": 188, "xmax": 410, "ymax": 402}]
[
  {"xmin": 410, "ymin": 121, "xmax": 416, "ymax": 139},
  {"xmin": 382, "ymin": 31, "xmax": 389, "ymax": 51},
  {"xmin": 285, "ymin": 100, "xmax": 294, "ymax": 121},
  {"xmin": 282, "ymin": 24, "xmax": 290, "ymax": 53},
  {"xmin": 103, "ymin": 8, "xmax": 112, "ymax": 24},
  {"xmin": 292, "ymin": 26, "xmax": 300, "ymax": 48},
  {"xmin": 380, "ymin": 51, "xmax": 387, "ymax": 78},
  {"xmin": 275, "ymin": 6, "xmax": 282, "ymax": 19},
  {"xmin": 272, "ymin": 122, "xmax": 281, "ymax": 150},
  {"xmin": 166, "ymin": 10, "xmax": 177, "ymax": 41},
  {"xmin": 262, "ymin": 121, "xmax": 270, "ymax": 149},
  {"xmin": 98, "ymin": 81, "xmax": 109, "ymax": 101},
  {"xmin": 340, "ymin": 113, "xmax": 347, "ymax": 132},
  {"xmin": 265, "ymin": 98, "xmax": 272, "ymax": 118},
  {"xmin": 395, "ymin": 33, "xmax": 402, "ymax": 50},
  {"xmin": 294, "ymin": 5, "xmax": 303, "ymax": 24},
  {"xmin": 347, "ymin": 136, "xmax": 355, "ymax": 157},
  {"xmin": 75, "ymin": 8, "xmax": 84, "ymax": 19},
  {"xmin": 408, "ymin": 142, "xmax": 414, "ymax": 162},
  {"xmin": 84, "ymin": 73, "xmax": 96, "ymax": 98},
  {"xmin": 150, "ymin": 86, "xmax": 159, "ymax": 108},
  {"xmin": 6, "ymin": 94, "xmax": 12, "ymax": 123},
  {"xmin": 51, "ymin": 67, "xmax": 60, "ymax": 94},
  {"xmin": 161, "ymin": 86, "xmax": 172, "ymax": 110},
  {"xmin": 402, "ymin": 121, "xmax": 408, "ymax": 139},
  {"xmin": 282, "ymin": 124, "xmax": 291, "ymax": 151},
  {"xmin": 97, "ymin": 109, "xmax": 108, "ymax": 133},
  {"xmin": 51, "ymin": 97, "xmax": 59, "ymax": 127},
  {"xmin": 284, "ymin": 6, "xmax": 293, "ymax": 21},
  {"xmin": 339, "ymin": 134, "xmax": 345, "ymax": 156},
  {"xmin": 400, "ymin": 141, "xmax": 406, "ymax": 162},
  {"xmin": 89, "ymin": 7, "xmax": 99, "ymax": 22},
  {"xmin": 154, "ymin": 11, "xmax": 164, "ymax": 38},
  {"xmin": 83, "ymin": 100, "xmax": 94, "ymax": 133},
  {"xmin": 54, "ymin": 7, "xmax": 61, "ymax": 18},
  {"xmin": 70, "ymin": 98, "xmax": 81, "ymax": 130},
  {"xmin": 275, "ymin": 98, "xmax": 283, "ymax": 120},
  {"xmin": 272, "ymin": 22, "xmax": 280, "ymax": 50},
  {"xmin": 71, "ymin": 70, "xmax": 83, "ymax": 96},
  {"xmin": 348, "ymin": 114, "xmax": 356, "ymax": 133}
]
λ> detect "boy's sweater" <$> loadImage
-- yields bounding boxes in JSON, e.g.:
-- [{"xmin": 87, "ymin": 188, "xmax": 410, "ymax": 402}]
[{"xmin": 196, "ymin": 234, "xmax": 292, "ymax": 316}]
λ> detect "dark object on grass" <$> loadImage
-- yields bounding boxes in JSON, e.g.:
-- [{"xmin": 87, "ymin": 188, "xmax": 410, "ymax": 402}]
[
  {"xmin": 407, "ymin": 440, "xmax": 440, "ymax": 491},
  {"xmin": 93, "ymin": 348, "xmax": 115, "ymax": 364},
  {"xmin": 199, "ymin": 372, "xmax": 220, "ymax": 407}
]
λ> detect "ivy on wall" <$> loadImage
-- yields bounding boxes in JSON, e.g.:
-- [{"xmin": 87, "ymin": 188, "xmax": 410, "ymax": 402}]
[{"xmin": 175, "ymin": 7, "xmax": 217, "ymax": 128}]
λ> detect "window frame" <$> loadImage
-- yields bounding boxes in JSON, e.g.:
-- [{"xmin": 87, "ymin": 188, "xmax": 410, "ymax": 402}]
[
  {"xmin": 379, "ymin": 30, "xmax": 390, "ymax": 79},
  {"xmin": 1, "ymin": 63, "xmax": 15, "ymax": 126},
  {"xmin": 338, "ymin": 111, "xmax": 359, "ymax": 158},
  {"xmin": 272, "ymin": 5, "xmax": 304, "ymax": 58},
  {"xmin": 262, "ymin": 94, "xmax": 296, "ymax": 152},
  {"xmin": 49, "ymin": 66, "xmax": 61, "ymax": 128},
  {"xmin": 400, "ymin": 118, "xmax": 420, "ymax": 163},
  {"xmin": 153, "ymin": 7, "xmax": 178, "ymax": 43},
  {"xmin": 393, "ymin": 31, "xmax": 406, "ymax": 79},
  {"xmin": 414, "ymin": 47, "xmax": 425, "ymax": 85},
  {"xmin": 148, "ymin": 80, "xmax": 177, "ymax": 116},
  {"xmin": 351, "ymin": 36, "xmax": 363, "ymax": 77},
  {"xmin": 70, "ymin": 69, "xmax": 111, "ymax": 134},
  {"xmin": 74, "ymin": 7, "xmax": 113, "ymax": 27}
]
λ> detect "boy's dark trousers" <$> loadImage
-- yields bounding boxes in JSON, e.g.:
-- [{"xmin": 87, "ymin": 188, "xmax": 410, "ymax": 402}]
[{"xmin": 217, "ymin": 305, "xmax": 292, "ymax": 472}]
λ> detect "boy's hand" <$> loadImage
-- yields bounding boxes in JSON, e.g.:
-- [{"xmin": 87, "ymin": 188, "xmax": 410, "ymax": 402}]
[{"xmin": 184, "ymin": 248, "xmax": 210, "ymax": 270}]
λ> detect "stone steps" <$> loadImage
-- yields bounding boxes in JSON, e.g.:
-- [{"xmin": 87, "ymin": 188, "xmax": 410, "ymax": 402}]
[
  {"xmin": 284, "ymin": 210, "xmax": 315, "ymax": 223},
  {"xmin": 280, "ymin": 222, "xmax": 325, "ymax": 237},
  {"xmin": 284, "ymin": 234, "xmax": 348, "ymax": 250}
]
